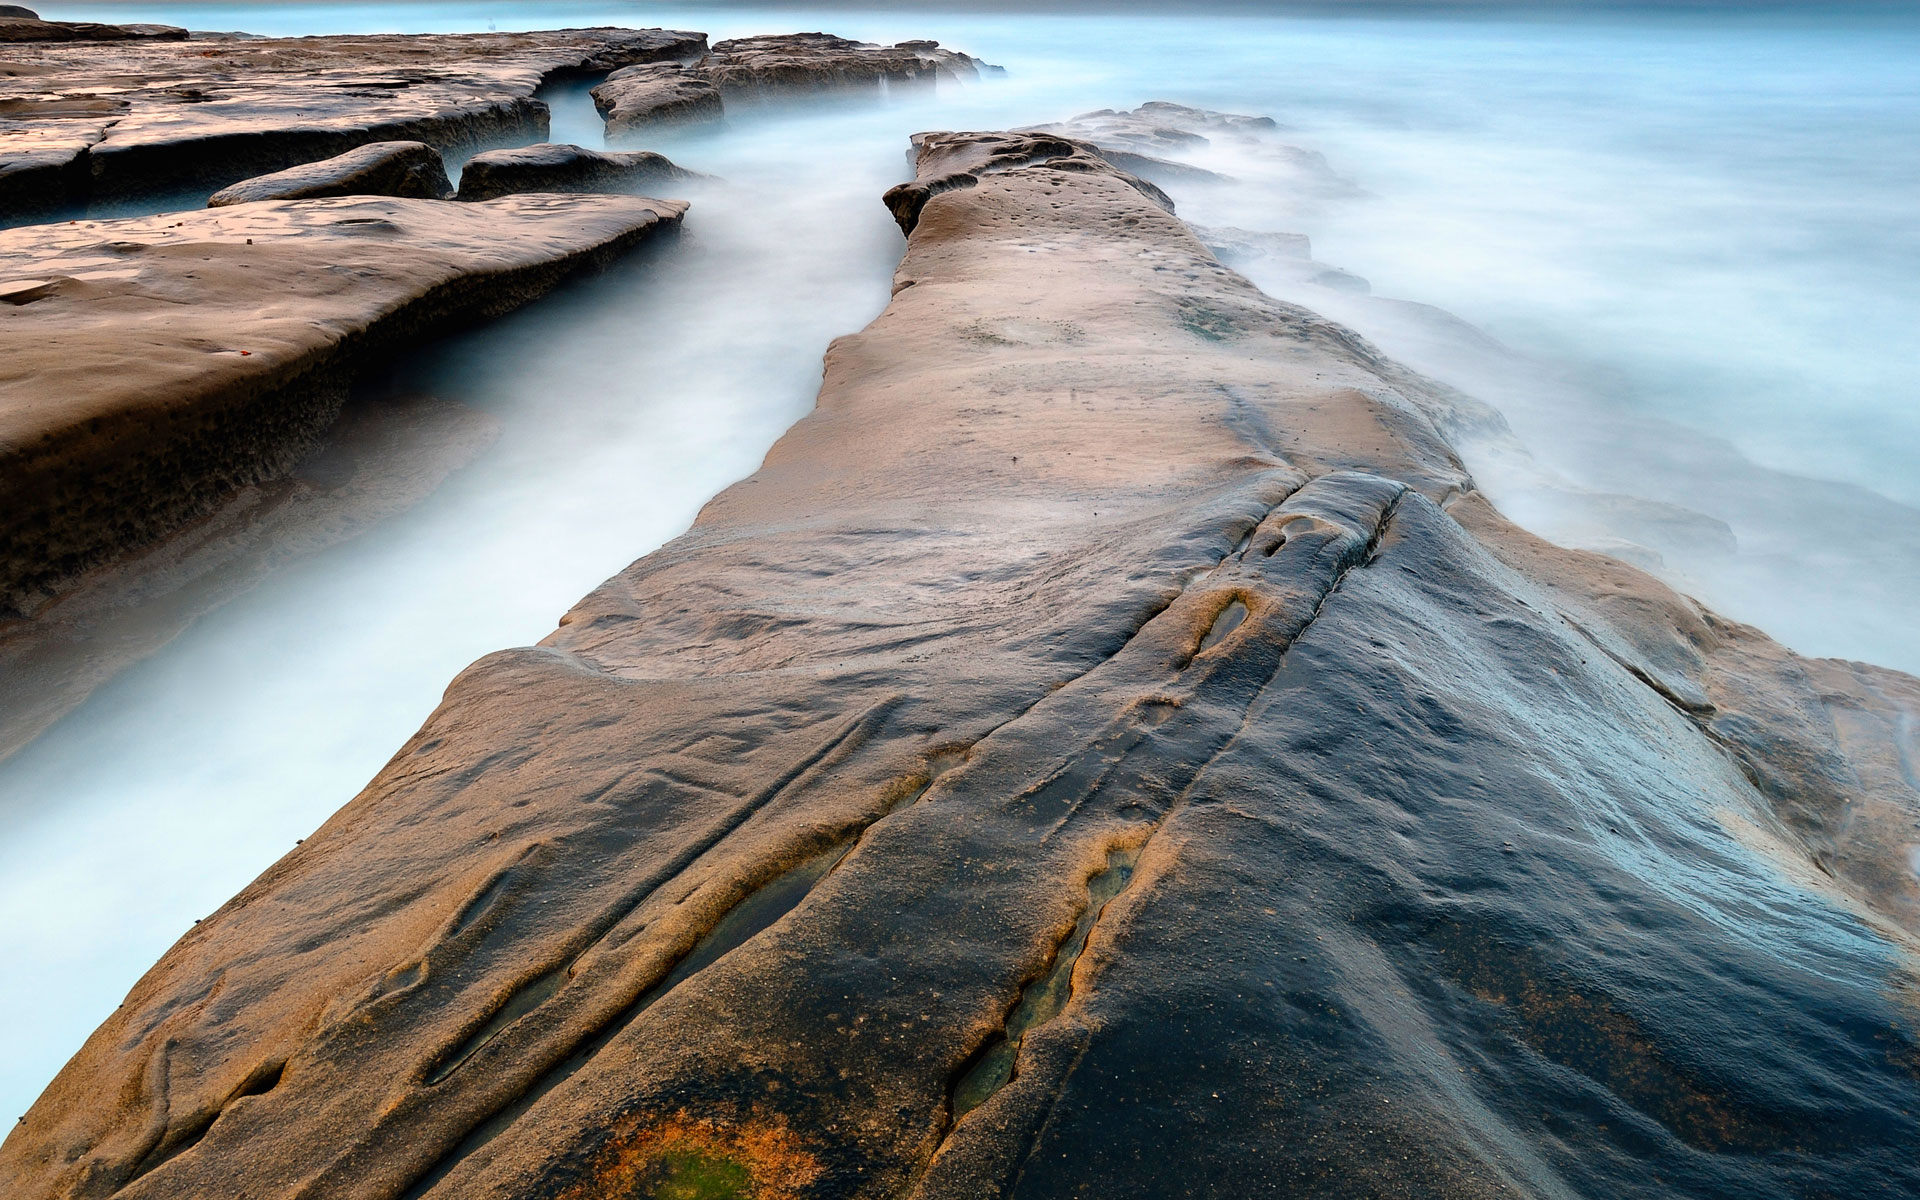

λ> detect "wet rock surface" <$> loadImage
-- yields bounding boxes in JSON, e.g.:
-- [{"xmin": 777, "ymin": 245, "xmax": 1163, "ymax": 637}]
[
  {"xmin": 454, "ymin": 142, "xmax": 694, "ymax": 203},
  {"xmin": 207, "ymin": 140, "xmax": 453, "ymax": 205},
  {"xmin": 0, "ymin": 27, "xmax": 706, "ymax": 218},
  {"xmin": 0, "ymin": 192, "xmax": 684, "ymax": 617},
  {"xmin": 2, "ymin": 130, "xmax": 1917, "ymax": 1200},
  {"xmin": 594, "ymin": 33, "xmax": 993, "ymax": 139}
]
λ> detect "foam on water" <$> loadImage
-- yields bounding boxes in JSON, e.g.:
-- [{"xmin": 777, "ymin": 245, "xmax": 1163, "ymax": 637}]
[{"xmin": 4, "ymin": 0, "xmax": 1915, "ymax": 1119}]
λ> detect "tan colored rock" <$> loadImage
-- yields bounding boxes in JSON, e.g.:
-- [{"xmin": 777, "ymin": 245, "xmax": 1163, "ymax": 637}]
[
  {"xmin": 455, "ymin": 142, "xmax": 694, "ymax": 202},
  {"xmin": 591, "ymin": 63, "xmax": 724, "ymax": 135},
  {"xmin": 594, "ymin": 33, "xmax": 995, "ymax": 140},
  {"xmin": 0, "ymin": 27, "xmax": 706, "ymax": 217},
  {"xmin": 0, "ymin": 17, "xmax": 186, "ymax": 44},
  {"xmin": 2, "ymin": 130, "xmax": 1914, "ymax": 1200},
  {"xmin": 0, "ymin": 192, "xmax": 685, "ymax": 615},
  {"xmin": 207, "ymin": 140, "xmax": 452, "ymax": 206}
]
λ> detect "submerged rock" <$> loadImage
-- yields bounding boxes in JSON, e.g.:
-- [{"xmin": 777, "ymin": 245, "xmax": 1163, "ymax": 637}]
[
  {"xmin": 594, "ymin": 33, "xmax": 994, "ymax": 140},
  {"xmin": 1035, "ymin": 100, "xmax": 1358, "ymax": 198},
  {"xmin": 0, "ymin": 193, "xmax": 684, "ymax": 616},
  {"xmin": 0, "ymin": 27, "xmax": 706, "ymax": 218},
  {"xmin": 2, "ymin": 129, "xmax": 1916, "ymax": 1200},
  {"xmin": 455, "ymin": 142, "xmax": 695, "ymax": 202},
  {"xmin": 207, "ymin": 140, "xmax": 453, "ymax": 206}
]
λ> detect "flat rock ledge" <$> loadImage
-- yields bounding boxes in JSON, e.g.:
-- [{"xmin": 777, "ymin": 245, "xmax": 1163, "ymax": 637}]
[
  {"xmin": 593, "ymin": 32, "xmax": 994, "ymax": 137},
  {"xmin": 3, "ymin": 131, "xmax": 1917, "ymax": 1200},
  {"xmin": 0, "ymin": 27, "xmax": 706, "ymax": 218},
  {"xmin": 0, "ymin": 192, "xmax": 685, "ymax": 616},
  {"xmin": 207, "ymin": 140, "xmax": 453, "ymax": 206},
  {"xmin": 455, "ymin": 142, "xmax": 696, "ymax": 203}
]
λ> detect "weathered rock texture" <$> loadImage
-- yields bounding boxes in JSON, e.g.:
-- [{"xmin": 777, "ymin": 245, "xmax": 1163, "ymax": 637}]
[
  {"xmin": 0, "ymin": 193, "xmax": 684, "ymax": 616},
  {"xmin": 3, "ymin": 131, "xmax": 1917, "ymax": 1200},
  {"xmin": 207, "ymin": 140, "xmax": 453, "ymax": 206},
  {"xmin": 0, "ymin": 17, "xmax": 186, "ymax": 45},
  {"xmin": 0, "ymin": 27, "xmax": 705, "ymax": 218},
  {"xmin": 454, "ymin": 142, "xmax": 693, "ymax": 203},
  {"xmin": 593, "ymin": 33, "xmax": 992, "ymax": 138}
]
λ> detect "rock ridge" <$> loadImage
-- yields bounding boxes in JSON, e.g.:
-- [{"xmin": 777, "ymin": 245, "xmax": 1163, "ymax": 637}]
[
  {"xmin": 1, "ymin": 128, "xmax": 1915, "ymax": 1200},
  {"xmin": 0, "ymin": 193, "xmax": 685, "ymax": 616},
  {"xmin": 0, "ymin": 27, "xmax": 706, "ymax": 218}
]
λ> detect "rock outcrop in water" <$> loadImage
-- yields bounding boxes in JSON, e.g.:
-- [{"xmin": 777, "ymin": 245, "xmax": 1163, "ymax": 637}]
[
  {"xmin": 593, "ymin": 34, "xmax": 994, "ymax": 138},
  {"xmin": 0, "ymin": 193, "xmax": 685, "ymax": 617},
  {"xmin": 3, "ymin": 130, "xmax": 1917, "ymax": 1200},
  {"xmin": 455, "ymin": 143, "xmax": 695, "ymax": 203},
  {"xmin": 206, "ymin": 141, "xmax": 454, "ymax": 206},
  {"xmin": 0, "ymin": 27, "xmax": 706, "ymax": 218}
]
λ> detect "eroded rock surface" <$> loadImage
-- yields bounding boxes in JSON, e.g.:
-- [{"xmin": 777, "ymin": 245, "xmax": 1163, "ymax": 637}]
[
  {"xmin": 593, "ymin": 33, "xmax": 993, "ymax": 139},
  {"xmin": 455, "ymin": 142, "xmax": 694, "ymax": 203},
  {"xmin": 0, "ymin": 192, "xmax": 684, "ymax": 616},
  {"xmin": 207, "ymin": 140, "xmax": 452, "ymax": 205},
  {"xmin": 0, "ymin": 27, "xmax": 706, "ymax": 218},
  {"xmin": 2, "ymin": 131, "xmax": 1916, "ymax": 1200},
  {"xmin": 0, "ymin": 17, "xmax": 186, "ymax": 44}
]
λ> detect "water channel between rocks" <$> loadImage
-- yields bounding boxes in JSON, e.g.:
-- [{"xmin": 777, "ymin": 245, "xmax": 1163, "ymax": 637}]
[{"xmin": 4, "ymin": 1, "xmax": 1917, "ymax": 1122}]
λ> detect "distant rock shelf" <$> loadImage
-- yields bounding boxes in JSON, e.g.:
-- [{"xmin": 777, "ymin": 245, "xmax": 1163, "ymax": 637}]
[
  {"xmin": 3, "ymin": 123, "xmax": 1913, "ymax": 1200},
  {"xmin": 0, "ymin": 192, "xmax": 684, "ymax": 617},
  {"xmin": 594, "ymin": 33, "xmax": 998, "ymax": 137},
  {"xmin": 0, "ymin": 27, "xmax": 707, "ymax": 218}
]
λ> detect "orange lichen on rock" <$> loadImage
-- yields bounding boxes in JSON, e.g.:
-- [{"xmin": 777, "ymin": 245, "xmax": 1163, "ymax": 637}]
[{"xmin": 559, "ymin": 1112, "xmax": 824, "ymax": 1200}]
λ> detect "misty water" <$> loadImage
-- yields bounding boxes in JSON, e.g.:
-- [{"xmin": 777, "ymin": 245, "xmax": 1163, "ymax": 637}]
[{"xmin": 4, "ymin": 0, "xmax": 1916, "ymax": 1120}]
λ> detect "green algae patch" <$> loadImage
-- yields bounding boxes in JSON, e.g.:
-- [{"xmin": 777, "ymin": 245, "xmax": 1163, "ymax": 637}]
[
  {"xmin": 645, "ymin": 1148, "xmax": 753, "ymax": 1199},
  {"xmin": 553, "ymin": 1111, "xmax": 823, "ymax": 1200}
]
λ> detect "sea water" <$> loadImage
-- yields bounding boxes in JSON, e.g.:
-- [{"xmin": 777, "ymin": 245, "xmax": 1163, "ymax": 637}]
[{"xmin": 3, "ymin": 0, "xmax": 1915, "ymax": 1121}]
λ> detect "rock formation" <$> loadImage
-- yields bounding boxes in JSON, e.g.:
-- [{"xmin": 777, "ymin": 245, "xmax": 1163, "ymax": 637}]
[
  {"xmin": 207, "ymin": 141, "xmax": 453, "ymax": 206},
  {"xmin": 2, "ymin": 129, "xmax": 1915, "ymax": 1200},
  {"xmin": 0, "ymin": 27, "xmax": 706, "ymax": 218},
  {"xmin": 0, "ymin": 17, "xmax": 186, "ymax": 45},
  {"xmin": 1031, "ymin": 101, "xmax": 1357, "ymax": 198},
  {"xmin": 0, "ymin": 193, "xmax": 685, "ymax": 617},
  {"xmin": 593, "ymin": 34, "xmax": 994, "ymax": 139},
  {"xmin": 455, "ymin": 143, "xmax": 695, "ymax": 203}
]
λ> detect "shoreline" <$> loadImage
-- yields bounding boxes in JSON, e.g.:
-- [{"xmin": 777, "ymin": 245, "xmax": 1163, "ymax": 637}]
[{"xmin": 4, "ymin": 124, "xmax": 1913, "ymax": 1198}]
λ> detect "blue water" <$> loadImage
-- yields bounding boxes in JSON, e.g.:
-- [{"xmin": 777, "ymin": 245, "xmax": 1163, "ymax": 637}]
[{"xmin": 4, "ymin": 0, "xmax": 1916, "ymax": 1122}]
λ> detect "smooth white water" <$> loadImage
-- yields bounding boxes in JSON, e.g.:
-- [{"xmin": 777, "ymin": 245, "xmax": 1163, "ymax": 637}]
[{"xmin": 5, "ymin": 1, "xmax": 1916, "ymax": 1120}]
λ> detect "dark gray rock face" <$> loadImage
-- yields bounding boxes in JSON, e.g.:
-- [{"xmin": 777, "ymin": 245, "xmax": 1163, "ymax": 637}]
[
  {"xmin": 455, "ymin": 142, "xmax": 694, "ymax": 202},
  {"xmin": 4, "ymin": 128, "xmax": 1914, "ymax": 1200},
  {"xmin": 207, "ymin": 140, "xmax": 452, "ymax": 206},
  {"xmin": 0, "ymin": 27, "xmax": 707, "ymax": 219},
  {"xmin": 593, "ymin": 33, "xmax": 993, "ymax": 140},
  {"xmin": 0, "ymin": 6, "xmax": 40, "ymax": 19}
]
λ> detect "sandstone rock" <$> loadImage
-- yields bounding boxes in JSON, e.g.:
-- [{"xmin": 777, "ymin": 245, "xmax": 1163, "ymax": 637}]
[
  {"xmin": 2, "ymin": 129, "xmax": 1914, "ymax": 1200},
  {"xmin": 594, "ymin": 33, "xmax": 994, "ymax": 139},
  {"xmin": 207, "ymin": 140, "xmax": 452, "ymax": 206},
  {"xmin": 0, "ymin": 193, "xmax": 684, "ymax": 615},
  {"xmin": 0, "ymin": 27, "xmax": 706, "ymax": 218},
  {"xmin": 591, "ymin": 64, "xmax": 724, "ymax": 135},
  {"xmin": 0, "ymin": 17, "xmax": 186, "ymax": 44},
  {"xmin": 455, "ymin": 142, "xmax": 694, "ymax": 202}
]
